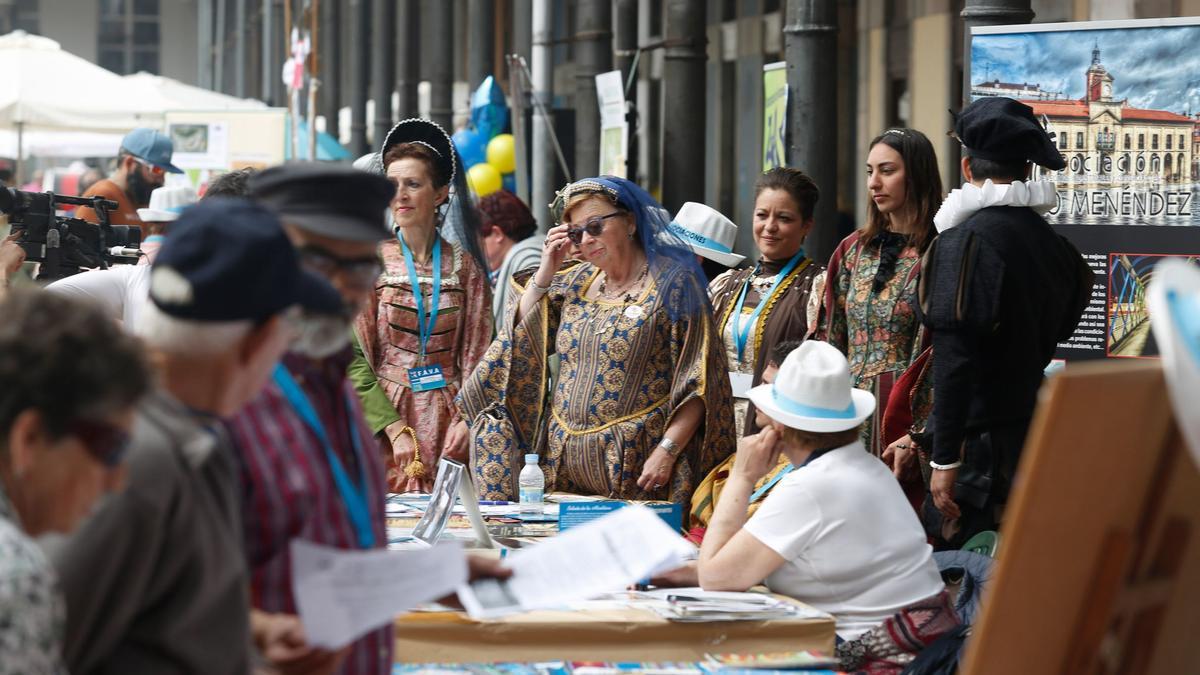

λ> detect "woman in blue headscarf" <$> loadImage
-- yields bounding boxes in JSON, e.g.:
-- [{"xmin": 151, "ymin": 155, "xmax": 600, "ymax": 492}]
[{"xmin": 460, "ymin": 177, "xmax": 735, "ymax": 508}]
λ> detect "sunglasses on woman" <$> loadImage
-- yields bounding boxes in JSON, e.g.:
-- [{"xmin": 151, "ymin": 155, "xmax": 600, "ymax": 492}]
[
  {"xmin": 564, "ymin": 212, "xmax": 623, "ymax": 245},
  {"xmin": 70, "ymin": 418, "xmax": 131, "ymax": 467}
]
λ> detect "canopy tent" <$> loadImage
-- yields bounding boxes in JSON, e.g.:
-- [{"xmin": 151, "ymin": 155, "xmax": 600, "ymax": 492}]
[
  {"xmin": 121, "ymin": 72, "xmax": 267, "ymax": 112},
  {"xmin": 286, "ymin": 119, "xmax": 352, "ymax": 161}
]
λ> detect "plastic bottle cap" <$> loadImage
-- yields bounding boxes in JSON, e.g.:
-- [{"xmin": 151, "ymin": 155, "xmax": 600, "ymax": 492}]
[{"xmin": 524, "ymin": 454, "xmax": 538, "ymax": 463}]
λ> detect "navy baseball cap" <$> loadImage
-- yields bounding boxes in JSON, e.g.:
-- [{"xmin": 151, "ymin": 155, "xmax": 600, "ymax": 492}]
[
  {"xmin": 149, "ymin": 198, "xmax": 343, "ymax": 321},
  {"xmin": 121, "ymin": 127, "xmax": 183, "ymax": 174}
]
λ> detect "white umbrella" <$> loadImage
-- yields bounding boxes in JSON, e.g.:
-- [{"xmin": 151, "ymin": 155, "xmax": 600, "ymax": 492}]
[
  {"xmin": 121, "ymin": 72, "xmax": 267, "ymax": 112},
  {"xmin": 0, "ymin": 30, "xmax": 158, "ymax": 133}
]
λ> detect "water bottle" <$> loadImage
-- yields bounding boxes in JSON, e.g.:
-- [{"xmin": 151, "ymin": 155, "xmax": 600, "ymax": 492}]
[{"xmin": 518, "ymin": 453, "xmax": 544, "ymax": 516}]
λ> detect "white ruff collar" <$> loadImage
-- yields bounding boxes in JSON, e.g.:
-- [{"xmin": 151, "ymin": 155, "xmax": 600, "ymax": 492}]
[{"xmin": 933, "ymin": 179, "xmax": 1058, "ymax": 233}]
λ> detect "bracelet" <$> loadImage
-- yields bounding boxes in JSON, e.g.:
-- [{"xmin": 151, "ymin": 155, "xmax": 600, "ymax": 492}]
[
  {"xmin": 527, "ymin": 278, "xmax": 551, "ymax": 294},
  {"xmin": 657, "ymin": 437, "xmax": 682, "ymax": 457},
  {"xmin": 390, "ymin": 426, "xmax": 426, "ymax": 479},
  {"xmin": 929, "ymin": 459, "xmax": 962, "ymax": 471}
]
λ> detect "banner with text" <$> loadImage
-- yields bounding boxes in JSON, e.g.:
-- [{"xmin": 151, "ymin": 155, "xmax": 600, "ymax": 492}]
[{"xmin": 762, "ymin": 62, "xmax": 788, "ymax": 172}]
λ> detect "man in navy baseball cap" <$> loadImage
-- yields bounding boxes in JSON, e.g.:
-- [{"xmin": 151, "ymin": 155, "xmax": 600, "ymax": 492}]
[
  {"xmin": 76, "ymin": 128, "xmax": 182, "ymax": 227},
  {"xmin": 48, "ymin": 197, "xmax": 346, "ymax": 674}
]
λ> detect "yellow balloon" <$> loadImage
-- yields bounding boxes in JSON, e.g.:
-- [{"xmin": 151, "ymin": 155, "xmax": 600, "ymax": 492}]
[
  {"xmin": 486, "ymin": 133, "xmax": 517, "ymax": 174},
  {"xmin": 467, "ymin": 162, "xmax": 503, "ymax": 197}
]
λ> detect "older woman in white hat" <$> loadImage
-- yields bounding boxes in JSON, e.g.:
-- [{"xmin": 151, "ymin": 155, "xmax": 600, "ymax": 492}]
[{"xmin": 698, "ymin": 340, "xmax": 956, "ymax": 670}]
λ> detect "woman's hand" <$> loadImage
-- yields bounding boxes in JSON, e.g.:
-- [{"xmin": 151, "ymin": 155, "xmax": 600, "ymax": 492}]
[
  {"xmin": 535, "ymin": 224, "xmax": 572, "ymax": 286},
  {"xmin": 637, "ymin": 446, "xmax": 676, "ymax": 493},
  {"xmin": 384, "ymin": 421, "xmax": 417, "ymax": 470},
  {"xmin": 731, "ymin": 427, "xmax": 782, "ymax": 484},
  {"xmin": 443, "ymin": 419, "xmax": 470, "ymax": 462},
  {"xmin": 930, "ymin": 467, "xmax": 961, "ymax": 520},
  {"xmin": 882, "ymin": 433, "xmax": 917, "ymax": 480}
]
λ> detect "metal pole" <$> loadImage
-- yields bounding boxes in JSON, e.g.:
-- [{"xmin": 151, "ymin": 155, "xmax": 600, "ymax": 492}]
[
  {"xmin": 199, "ymin": 0, "xmax": 213, "ymax": 88},
  {"xmin": 308, "ymin": 0, "xmax": 319, "ymax": 160},
  {"xmin": 961, "ymin": 0, "xmax": 1034, "ymax": 106},
  {"xmin": 396, "ymin": 0, "xmax": 420, "ymax": 119},
  {"xmin": 425, "ymin": 0, "xmax": 454, "ymax": 131},
  {"xmin": 261, "ymin": 0, "xmax": 273, "ymax": 102},
  {"xmin": 512, "ymin": 0, "xmax": 532, "ymax": 62},
  {"xmin": 372, "ymin": 0, "xmax": 396, "ymax": 147},
  {"xmin": 613, "ymin": 0, "xmax": 637, "ymax": 181},
  {"xmin": 467, "ymin": 0, "xmax": 494, "ymax": 90},
  {"xmin": 573, "ymin": 0, "xmax": 611, "ymax": 178},
  {"xmin": 784, "ymin": 0, "xmax": 837, "ymax": 263},
  {"xmin": 661, "ymin": 0, "xmax": 706, "ymax": 213},
  {"xmin": 349, "ymin": 0, "xmax": 370, "ymax": 155},
  {"xmin": 215, "ymin": 0, "xmax": 227, "ymax": 92},
  {"xmin": 234, "ymin": 0, "xmax": 247, "ymax": 97},
  {"xmin": 321, "ymin": 0, "xmax": 340, "ymax": 128},
  {"xmin": 530, "ymin": 0, "xmax": 554, "ymax": 228}
]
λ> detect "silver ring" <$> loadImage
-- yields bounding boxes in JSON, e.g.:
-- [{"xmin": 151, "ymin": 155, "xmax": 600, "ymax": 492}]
[{"xmin": 653, "ymin": 483, "xmax": 662, "ymax": 489}]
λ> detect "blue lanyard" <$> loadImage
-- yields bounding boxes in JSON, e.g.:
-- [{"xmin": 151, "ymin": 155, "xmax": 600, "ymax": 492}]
[
  {"xmin": 730, "ymin": 251, "xmax": 806, "ymax": 364},
  {"xmin": 398, "ymin": 233, "xmax": 442, "ymax": 363},
  {"xmin": 749, "ymin": 446, "xmax": 834, "ymax": 503},
  {"xmin": 272, "ymin": 364, "xmax": 376, "ymax": 549}
]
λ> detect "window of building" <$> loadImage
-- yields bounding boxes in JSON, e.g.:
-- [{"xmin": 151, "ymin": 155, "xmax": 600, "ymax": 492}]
[
  {"xmin": 6, "ymin": 0, "xmax": 39, "ymax": 33},
  {"xmin": 1058, "ymin": 130, "xmax": 1068, "ymax": 149},
  {"xmin": 1167, "ymin": 134, "xmax": 1173, "ymax": 150},
  {"xmin": 98, "ymin": 0, "xmax": 160, "ymax": 75},
  {"xmin": 1139, "ymin": 134, "xmax": 1145, "ymax": 149},
  {"xmin": 1180, "ymin": 134, "xmax": 1186, "ymax": 149},
  {"xmin": 1124, "ymin": 133, "xmax": 1131, "ymax": 149},
  {"xmin": 1076, "ymin": 132, "xmax": 1084, "ymax": 149},
  {"xmin": 1152, "ymin": 134, "xmax": 1159, "ymax": 150}
]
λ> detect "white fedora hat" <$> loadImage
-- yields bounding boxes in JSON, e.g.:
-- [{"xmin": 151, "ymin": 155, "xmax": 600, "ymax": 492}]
[
  {"xmin": 668, "ymin": 201, "xmax": 746, "ymax": 267},
  {"xmin": 137, "ymin": 185, "xmax": 197, "ymax": 223},
  {"xmin": 747, "ymin": 340, "xmax": 875, "ymax": 433},
  {"xmin": 1147, "ymin": 258, "xmax": 1200, "ymax": 468}
]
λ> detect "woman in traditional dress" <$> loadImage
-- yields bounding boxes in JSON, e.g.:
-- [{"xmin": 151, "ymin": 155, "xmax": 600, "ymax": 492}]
[
  {"xmin": 460, "ymin": 177, "xmax": 735, "ymax": 506},
  {"xmin": 819, "ymin": 128, "xmax": 943, "ymax": 457},
  {"xmin": 708, "ymin": 167, "xmax": 826, "ymax": 438},
  {"xmin": 350, "ymin": 119, "xmax": 493, "ymax": 493}
]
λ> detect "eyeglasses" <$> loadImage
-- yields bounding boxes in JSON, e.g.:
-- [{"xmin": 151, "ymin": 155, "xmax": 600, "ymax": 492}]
[
  {"xmin": 69, "ymin": 418, "xmax": 131, "ymax": 467},
  {"xmin": 297, "ymin": 245, "xmax": 383, "ymax": 290},
  {"xmin": 563, "ymin": 212, "xmax": 623, "ymax": 244},
  {"xmin": 132, "ymin": 156, "xmax": 166, "ymax": 177}
]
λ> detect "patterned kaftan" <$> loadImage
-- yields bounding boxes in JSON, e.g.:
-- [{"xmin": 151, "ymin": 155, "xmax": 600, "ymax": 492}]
[
  {"xmin": 462, "ymin": 260, "xmax": 736, "ymax": 508},
  {"xmin": 354, "ymin": 236, "xmax": 492, "ymax": 492},
  {"xmin": 821, "ymin": 232, "xmax": 924, "ymax": 456}
]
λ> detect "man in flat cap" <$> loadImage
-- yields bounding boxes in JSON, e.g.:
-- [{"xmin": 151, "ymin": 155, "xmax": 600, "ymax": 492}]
[
  {"xmin": 918, "ymin": 97, "xmax": 1092, "ymax": 546},
  {"xmin": 46, "ymin": 198, "xmax": 344, "ymax": 674}
]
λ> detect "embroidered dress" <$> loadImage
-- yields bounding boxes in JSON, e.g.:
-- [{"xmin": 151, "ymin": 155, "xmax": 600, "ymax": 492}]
[
  {"xmin": 0, "ymin": 487, "xmax": 66, "ymax": 675},
  {"xmin": 821, "ymin": 232, "xmax": 924, "ymax": 455},
  {"xmin": 352, "ymin": 235, "xmax": 492, "ymax": 493},
  {"xmin": 463, "ymin": 260, "xmax": 735, "ymax": 507},
  {"xmin": 708, "ymin": 259, "xmax": 825, "ymax": 436}
]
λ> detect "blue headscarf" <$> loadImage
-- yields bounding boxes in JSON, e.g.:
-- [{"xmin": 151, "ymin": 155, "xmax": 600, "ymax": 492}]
[{"xmin": 552, "ymin": 176, "xmax": 711, "ymax": 319}]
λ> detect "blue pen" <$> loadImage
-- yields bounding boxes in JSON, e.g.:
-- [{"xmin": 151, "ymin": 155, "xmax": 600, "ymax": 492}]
[{"xmin": 478, "ymin": 500, "xmax": 511, "ymax": 506}]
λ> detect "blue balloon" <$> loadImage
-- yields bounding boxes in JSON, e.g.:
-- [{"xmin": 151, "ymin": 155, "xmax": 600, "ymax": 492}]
[
  {"xmin": 470, "ymin": 76, "xmax": 510, "ymax": 141},
  {"xmin": 502, "ymin": 172, "xmax": 516, "ymax": 193},
  {"xmin": 452, "ymin": 128, "xmax": 487, "ymax": 168}
]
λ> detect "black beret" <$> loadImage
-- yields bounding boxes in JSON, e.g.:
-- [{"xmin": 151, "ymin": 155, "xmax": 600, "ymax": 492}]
[
  {"xmin": 954, "ymin": 97, "xmax": 1066, "ymax": 171},
  {"xmin": 249, "ymin": 162, "xmax": 395, "ymax": 242}
]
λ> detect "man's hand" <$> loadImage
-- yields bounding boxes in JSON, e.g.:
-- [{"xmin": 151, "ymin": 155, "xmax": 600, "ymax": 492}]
[
  {"xmin": 255, "ymin": 612, "xmax": 347, "ymax": 675},
  {"xmin": 438, "ymin": 554, "xmax": 514, "ymax": 608},
  {"xmin": 731, "ymin": 427, "xmax": 782, "ymax": 484},
  {"xmin": 930, "ymin": 467, "xmax": 961, "ymax": 519},
  {"xmin": 882, "ymin": 434, "xmax": 917, "ymax": 480}
]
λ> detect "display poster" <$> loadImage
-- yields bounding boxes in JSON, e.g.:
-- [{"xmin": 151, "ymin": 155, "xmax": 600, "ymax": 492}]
[
  {"xmin": 762, "ymin": 62, "xmax": 788, "ymax": 172},
  {"xmin": 971, "ymin": 18, "xmax": 1200, "ymax": 361},
  {"xmin": 595, "ymin": 70, "xmax": 628, "ymax": 178},
  {"xmin": 164, "ymin": 109, "xmax": 287, "ymax": 192}
]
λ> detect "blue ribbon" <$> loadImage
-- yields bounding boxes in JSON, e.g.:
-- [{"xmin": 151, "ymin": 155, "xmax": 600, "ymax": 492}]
[
  {"xmin": 398, "ymin": 233, "xmax": 442, "ymax": 363},
  {"xmin": 273, "ymin": 364, "xmax": 376, "ymax": 549},
  {"xmin": 667, "ymin": 222, "xmax": 734, "ymax": 254},
  {"xmin": 771, "ymin": 386, "xmax": 857, "ymax": 419},
  {"xmin": 730, "ymin": 251, "xmax": 805, "ymax": 364}
]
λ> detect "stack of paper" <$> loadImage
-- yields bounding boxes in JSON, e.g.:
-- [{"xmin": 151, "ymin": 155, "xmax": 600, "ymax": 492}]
[{"xmin": 641, "ymin": 589, "xmax": 816, "ymax": 623}]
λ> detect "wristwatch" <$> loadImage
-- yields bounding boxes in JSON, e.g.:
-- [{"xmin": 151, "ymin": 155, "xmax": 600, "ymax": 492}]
[{"xmin": 657, "ymin": 437, "xmax": 682, "ymax": 457}]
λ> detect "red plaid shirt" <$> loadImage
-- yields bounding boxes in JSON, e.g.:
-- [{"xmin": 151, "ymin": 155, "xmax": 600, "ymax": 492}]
[{"xmin": 227, "ymin": 351, "xmax": 391, "ymax": 675}]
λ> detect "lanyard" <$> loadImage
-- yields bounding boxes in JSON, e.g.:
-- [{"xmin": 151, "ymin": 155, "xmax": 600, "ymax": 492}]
[
  {"xmin": 272, "ymin": 364, "xmax": 376, "ymax": 549},
  {"xmin": 748, "ymin": 446, "xmax": 834, "ymax": 503},
  {"xmin": 730, "ymin": 251, "xmax": 806, "ymax": 364},
  {"xmin": 398, "ymin": 233, "xmax": 442, "ymax": 363}
]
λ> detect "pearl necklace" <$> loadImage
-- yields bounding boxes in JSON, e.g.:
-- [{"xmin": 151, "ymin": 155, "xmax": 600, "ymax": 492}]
[{"xmin": 598, "ymin": 261, "xmax": 649, "ymax": 303}]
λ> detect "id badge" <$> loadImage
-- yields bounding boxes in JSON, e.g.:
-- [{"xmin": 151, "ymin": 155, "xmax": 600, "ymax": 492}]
[
  {"xmin": 408, "ymin": 365, "xmax": 448, "ymax": 392},
  {"xmin": 729, "ymin": 372, "xmax": 754, "ymax": 399}
]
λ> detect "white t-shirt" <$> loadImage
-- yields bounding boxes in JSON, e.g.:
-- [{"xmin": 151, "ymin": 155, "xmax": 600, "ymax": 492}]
[
  {"xmin": 46, "ymin": 264, "xmax": 152, "ymax": 331},
  {"xmin": 743, "ymin": 440, "xmax": 944, "ymax": 640}
]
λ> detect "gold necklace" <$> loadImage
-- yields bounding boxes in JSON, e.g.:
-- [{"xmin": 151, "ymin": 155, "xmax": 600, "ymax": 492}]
[{"xmin": 598, "ymin": 261, "xmax": 649, "ymax": 302}]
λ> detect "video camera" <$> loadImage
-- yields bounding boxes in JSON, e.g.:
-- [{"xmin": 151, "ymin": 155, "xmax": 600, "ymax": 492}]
[{"xmin": 0, "ymin": 187, "xmax": 143, "ymax": 281}]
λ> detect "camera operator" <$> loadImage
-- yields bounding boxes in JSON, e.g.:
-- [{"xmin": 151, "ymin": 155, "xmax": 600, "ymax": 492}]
[{"xmin": 74, "ymin": 128, "xmax": 183, "ymax": 228}]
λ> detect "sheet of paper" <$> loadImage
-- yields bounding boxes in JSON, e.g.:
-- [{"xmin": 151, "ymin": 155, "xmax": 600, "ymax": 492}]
[
  {"xmin": 291, "ymin": 539, "xmax": 467, "ymax": 649},
  {"xmin": 729, "ymin": 371, "xmax": 754, "ymax": 399},
  {"xmin": 456, "ymin": 504, "xmax": 694, "ymax": 619}
]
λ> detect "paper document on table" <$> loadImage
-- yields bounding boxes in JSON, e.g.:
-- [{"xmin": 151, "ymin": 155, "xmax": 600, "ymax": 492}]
[
  {"xmin": 291, "ymin": 539, "xmax": 468, "ymax": 649},
  {"xmin": 457, "ymin": 504, "xmax": 693, "ymax": 619}
]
